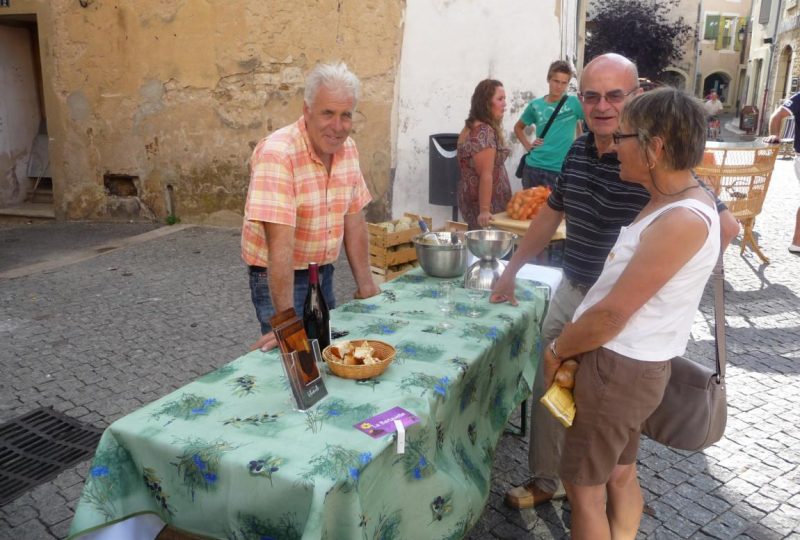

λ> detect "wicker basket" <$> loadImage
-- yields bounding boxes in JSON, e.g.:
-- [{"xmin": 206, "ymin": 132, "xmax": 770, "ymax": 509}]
[{"xmin": 322, "ymin": 340, "xmax": 396, "ymax": 380}]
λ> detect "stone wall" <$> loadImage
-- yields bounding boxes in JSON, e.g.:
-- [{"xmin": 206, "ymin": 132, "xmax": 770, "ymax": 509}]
[
  {"xmin": 2, "ymin": 0, "xmax": 403, "ymax": 223},
  {"xmin": 0, "ymin": 24, "xmax": 42, "ymax": 206}
]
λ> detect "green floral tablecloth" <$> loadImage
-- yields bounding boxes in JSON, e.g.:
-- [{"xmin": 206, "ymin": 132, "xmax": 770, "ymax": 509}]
[{"xmin": 69, "ymin": 269, "xmax": 546, "ymax": 540}]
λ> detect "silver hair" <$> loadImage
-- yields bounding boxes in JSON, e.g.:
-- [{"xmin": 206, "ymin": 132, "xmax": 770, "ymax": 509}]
[{"xmin": 304, "ymin": 62, "xmax": 361, "ymax": 108}]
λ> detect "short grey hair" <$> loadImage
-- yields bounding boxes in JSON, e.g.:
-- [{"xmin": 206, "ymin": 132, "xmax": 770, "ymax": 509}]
[
  {"xmin": 622, "ymin": 87, "xmax": 706, "ymax": 170},
  {"xmin": 304, "ymin": 62, "xmax": 361, "ymax": 108}
]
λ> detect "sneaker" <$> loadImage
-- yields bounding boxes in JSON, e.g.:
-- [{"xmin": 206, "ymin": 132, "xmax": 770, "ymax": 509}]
[
  {"xmin": 504, "ymin": 482, "xmax": 555, "ymax": 509},
  {"xmin": 789, "ymin": 244, "xmax": 800, "ymax": 254}
]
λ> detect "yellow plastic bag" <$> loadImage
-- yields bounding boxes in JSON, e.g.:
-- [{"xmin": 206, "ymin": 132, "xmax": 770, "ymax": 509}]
[{"xmin": 540, "ymin": 383, "xmax": 576, "ymax": 428}]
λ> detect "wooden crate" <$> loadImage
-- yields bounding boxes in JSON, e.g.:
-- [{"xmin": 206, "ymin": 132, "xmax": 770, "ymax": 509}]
[
  {"xmin": 438, "ymin": 220, "xmax": 468, "ymax": 233},
  {"xmin": 368, "ymin": 213, "xmax": 431, "ymax": 282}
]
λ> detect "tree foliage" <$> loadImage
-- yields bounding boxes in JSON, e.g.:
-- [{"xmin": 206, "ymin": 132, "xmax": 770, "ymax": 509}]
[{"xmin": 585, "ymin": 0, "xmax": 694, "ymax": 80}]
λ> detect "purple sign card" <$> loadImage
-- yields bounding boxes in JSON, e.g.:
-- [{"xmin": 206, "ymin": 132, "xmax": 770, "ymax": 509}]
[{"xmin": 354, "ymin": 406, "xmax": 420, "ymax": 439}]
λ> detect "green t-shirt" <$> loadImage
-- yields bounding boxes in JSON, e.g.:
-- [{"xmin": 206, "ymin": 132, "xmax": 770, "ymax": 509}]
[{"xmin": 519, "ymin": 94, "xmax": 584, "ymax": 173}]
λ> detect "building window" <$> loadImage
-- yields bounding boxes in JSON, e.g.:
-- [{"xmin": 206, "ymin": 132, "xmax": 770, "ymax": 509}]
[
  {"xmin": 704, "ymin": 14, "xmax": 720, "ymax": 40},
  {"xmin": 758, "ymin": 0, "xmax": 772, "ymax": 24},
  {"xmin": 705, "ymin": 14, "xmax": 739, "ymax": 50},
  {"xmin": 720, "ymin": 17, "xmax": 735, "ymax": 49}
]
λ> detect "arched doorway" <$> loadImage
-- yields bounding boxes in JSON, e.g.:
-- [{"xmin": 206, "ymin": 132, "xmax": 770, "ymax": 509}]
[
  {"xmin": 775, "ymin": 45, "xmax": 794, "ymax": 101},
  {"xmin": 660, "ymin": 69, "xmax": 687, "ymax": 90},
  {"xmin": 704, "ymin": 72, "xmax": 732, "ymax": 103}
]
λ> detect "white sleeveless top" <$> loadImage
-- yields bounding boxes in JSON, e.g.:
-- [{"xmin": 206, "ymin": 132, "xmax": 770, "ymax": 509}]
[{"xmin": 572, "ymin": 198, "xmax": 720, "ymax": 362}]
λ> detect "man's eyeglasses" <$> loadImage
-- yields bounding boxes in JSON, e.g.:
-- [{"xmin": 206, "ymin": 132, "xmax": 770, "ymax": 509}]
[
  {"xmin": 611, "ymin": 132, "xmax": 639, "ymax": 144},
  {"xmin": 580, "ymin": 88, "xmax": 638, "ymax": 105}
]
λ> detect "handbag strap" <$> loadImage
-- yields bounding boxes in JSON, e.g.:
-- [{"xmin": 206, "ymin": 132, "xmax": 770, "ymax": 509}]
[
  {"xmin": 538, "ymin": 94, "xmax": 569, "ymax": 140},
  {"xmin": 712, "ymin": 252, "xmax": 727, "ymax": 382}
]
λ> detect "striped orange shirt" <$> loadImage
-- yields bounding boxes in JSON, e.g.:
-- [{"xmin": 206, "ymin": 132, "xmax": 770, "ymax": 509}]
[{"xmin": 241, "ymin": 116, "xmax": 372, "ymax": 269}]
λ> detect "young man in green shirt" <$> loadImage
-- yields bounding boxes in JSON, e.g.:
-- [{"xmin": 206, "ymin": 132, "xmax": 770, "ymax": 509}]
[{"xmin": 515, "ymin": 60, "xmax": 585, "ymax": 189}]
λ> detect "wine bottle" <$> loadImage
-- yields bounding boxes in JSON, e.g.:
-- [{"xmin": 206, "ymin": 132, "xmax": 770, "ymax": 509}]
[
  {"xmin": 303, "ymin": 262, "xmax": 330, "ymax": 350},
  {"xmin": 418, "ymin": 219, "xmax": 440, "ymax": 245}
]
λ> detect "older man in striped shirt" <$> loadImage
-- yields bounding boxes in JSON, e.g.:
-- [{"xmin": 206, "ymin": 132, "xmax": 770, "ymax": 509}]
[
  {"xmin": 491, "ymin": 53, "xmax": 740, "ymax": 512},
  {"xmin": 242, "ymin": 62, "xmax": 380, "ymax": 351}
]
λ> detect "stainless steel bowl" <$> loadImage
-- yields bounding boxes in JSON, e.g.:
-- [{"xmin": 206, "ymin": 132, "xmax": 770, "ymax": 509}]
[
  {"xmin": 465, "ymin": 229, "xmax": 517, "ymax": 260},
  {"xmin": 413, "ymin": 232, "xmax": 467, "ymax": 278},
  {"xmin": 464, "ymin": 259, "xmax": 506, "ymax": 291}
]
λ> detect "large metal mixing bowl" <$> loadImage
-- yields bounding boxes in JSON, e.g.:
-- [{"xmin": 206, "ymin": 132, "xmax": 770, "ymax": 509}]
[
  {"xmin": 413, "ymin": 232, "xmax": 467, "ymax": 278},
  {"xmin": 463, "ymin": 259, "xmax": 506, "ymax": 291},
  {"xmin": 465, "ymin": 229, "xmax": 517, "ymax": 260}
]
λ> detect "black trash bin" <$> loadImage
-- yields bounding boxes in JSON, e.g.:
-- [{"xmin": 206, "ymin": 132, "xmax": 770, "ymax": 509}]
[{"xmin": 429, "ymin": 133, "xmax": 460, "ymax": 221}]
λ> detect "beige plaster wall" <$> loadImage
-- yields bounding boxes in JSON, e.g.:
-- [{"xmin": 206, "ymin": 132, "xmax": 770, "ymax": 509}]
[
  {"xmin": 0, "ymin": 24, "xmax": 41, "ymax": 206},
  {"xmin": 3, "ymin": 0, "xmax": 403, "ymax": 222}
]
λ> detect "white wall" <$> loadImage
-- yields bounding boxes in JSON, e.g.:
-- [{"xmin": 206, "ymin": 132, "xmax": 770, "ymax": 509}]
[
  {"xmin": 392, "ymin": 0, "xmax": 578, "ymax": 227},
  {"xmin": 0, "ymin": 25, "xmax": 41, "ymax": 206}
]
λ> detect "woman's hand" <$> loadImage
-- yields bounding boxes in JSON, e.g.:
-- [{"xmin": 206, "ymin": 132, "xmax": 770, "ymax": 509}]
[
  {"xmin": 477, "ymin": 210, "xmax": 493, "ymax": 228},
  {"xmin": 543, "ymin": 342, "xmax": 563, "ymax": 389},
  {"xmin": 531, "ymin": 137, "xmax": 544, "ymax": 148}
]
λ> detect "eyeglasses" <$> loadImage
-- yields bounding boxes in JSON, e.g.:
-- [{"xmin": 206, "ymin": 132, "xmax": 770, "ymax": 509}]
[
  {"xmin": 612, "ymin": 132, "xmax": 639, "ymax": 144},
  {"xmin": 579, "ymin": 88, "xmax": 639, "ymax": 105}
]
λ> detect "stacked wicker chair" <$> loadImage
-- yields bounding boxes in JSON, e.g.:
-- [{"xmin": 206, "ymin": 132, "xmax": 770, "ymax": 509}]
[{"xmin": 695, "ymin": 144, "xmax": 780, "ymax": 263}]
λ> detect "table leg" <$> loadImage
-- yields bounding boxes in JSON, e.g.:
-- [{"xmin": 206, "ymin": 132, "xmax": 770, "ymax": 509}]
[{"xmin": 504, "ymin": 398, "xmax": 528, "ymax": 437}]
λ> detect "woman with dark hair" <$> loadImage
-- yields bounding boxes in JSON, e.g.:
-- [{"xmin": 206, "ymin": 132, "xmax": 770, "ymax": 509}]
[
  {"xmin": 456, "ymin": 79, "xmax": 513, "ymax": 229},
  {"xmin": 543, "ymin": 87, "xmax": 720, "ymax": 538}
]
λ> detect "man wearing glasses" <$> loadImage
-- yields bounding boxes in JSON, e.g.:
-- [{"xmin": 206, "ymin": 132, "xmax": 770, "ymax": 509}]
[{"xmin": 491, "ymin": 53, "xmax": 739, "ymax": 510}]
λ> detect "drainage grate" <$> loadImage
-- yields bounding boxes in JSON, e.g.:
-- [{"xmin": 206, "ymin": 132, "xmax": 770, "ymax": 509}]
[{"xmin": 0, "ymin": 407, "xmax": 103, "ymax": 506}]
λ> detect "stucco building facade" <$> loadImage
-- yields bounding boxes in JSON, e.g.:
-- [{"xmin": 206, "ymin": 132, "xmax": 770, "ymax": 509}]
[
  {"xmin": 0, "ymin": 0, "xmax": 403, "ymax": 223},
  {"xmin": 0, "ymin": 1, "xmax": 583, "ymax": 226},
  {"xmin": 744, "ymin": 0, "xmax": 800, "ymax": 134}
]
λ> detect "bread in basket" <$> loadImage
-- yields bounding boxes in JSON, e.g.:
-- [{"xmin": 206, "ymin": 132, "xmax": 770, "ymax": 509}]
[{"xmin": 322, "ymin": 339, "xmax": 396, "ymax": 380}]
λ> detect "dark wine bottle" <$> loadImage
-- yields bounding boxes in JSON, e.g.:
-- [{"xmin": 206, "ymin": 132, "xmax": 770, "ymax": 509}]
[{"xmin": 303, "ymin": 262, "xmax": 330, "ymax": 350}]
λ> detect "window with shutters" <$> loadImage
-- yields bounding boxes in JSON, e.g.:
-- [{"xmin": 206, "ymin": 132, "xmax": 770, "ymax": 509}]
[
  {"xmin": 758, "ymin": 0, "xmax": 772, "ymax": 24},
  {"xmin": 718, "ymin": 16, "xmax": 737, "ymax": 49},
  {"xmin": 707, "ymin": 15, "xmax": 738, "ymax": 50},
  {"xmin": 705, "ymin": 14, "xmax": 720, "ymax": 40}
]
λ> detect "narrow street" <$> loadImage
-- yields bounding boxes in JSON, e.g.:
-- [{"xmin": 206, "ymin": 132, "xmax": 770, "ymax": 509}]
[{"xmin": 1, "ymin": 122, "xmax": 798, "ymax": 538}]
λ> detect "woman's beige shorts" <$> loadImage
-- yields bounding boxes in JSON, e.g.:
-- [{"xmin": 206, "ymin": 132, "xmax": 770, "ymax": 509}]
[{"xmin": 560, "ymin": 347, "xmax": 670, "ymax": 486}]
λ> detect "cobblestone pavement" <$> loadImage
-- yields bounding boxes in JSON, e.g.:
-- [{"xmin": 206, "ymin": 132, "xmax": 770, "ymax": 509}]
[{"xmin": 2, "ymin": 152, "xmax": 799, "ymax": 538}]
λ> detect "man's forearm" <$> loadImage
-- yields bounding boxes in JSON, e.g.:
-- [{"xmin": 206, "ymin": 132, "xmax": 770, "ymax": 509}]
[
  {"xmin": 768, "ymin": 109, "xmax": 788, "ymax": 137},
  {"xmin": 267, "ymin": 259, "xmax": 294, "ymax": 314},
  {"xmin": 769, "ymin": 115, "xmax": 782, "ymax": 137},
  {"xmin": 265, "ymin": 222, "xmax": 296, "ymax": 314},
  {"xmin": 515, "ymin": 122, "xmax": 532, "ymax": 152}
]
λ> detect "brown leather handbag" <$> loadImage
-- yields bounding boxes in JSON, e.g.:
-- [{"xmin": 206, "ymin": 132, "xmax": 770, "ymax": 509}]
[{"xmin": 642, "ymin": 255, "xmax": 727, "ymax": 451}]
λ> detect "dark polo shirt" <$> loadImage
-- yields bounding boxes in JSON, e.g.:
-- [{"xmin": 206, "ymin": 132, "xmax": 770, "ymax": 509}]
[{"xmin": 548, "ymin": 132, "xmax": 725, "ymax": 287}]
